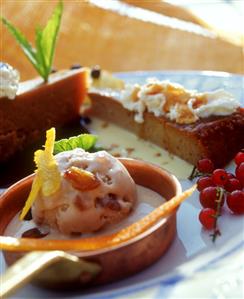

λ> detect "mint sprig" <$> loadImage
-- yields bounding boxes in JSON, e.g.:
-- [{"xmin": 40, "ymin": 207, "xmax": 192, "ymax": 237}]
[
  {"xmin": 2, "ymin": 1, "xmax": 63, "ymax": 82},
  {"xmin": 54, "ymin": 134, "xmax": 98, "ymax": 155}
]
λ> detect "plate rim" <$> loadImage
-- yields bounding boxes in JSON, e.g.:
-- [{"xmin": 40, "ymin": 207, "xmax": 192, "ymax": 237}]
[
  {"xmin": 1, "ymin": 70, "xmax": 243, "ymax": 299},
  {"xmin": 115, "ymin": 69, "xmax": 244, "ymax": 79},
  {"xmin": 86, "ymin": 70, "xmax": 244, "ymax": 298}
]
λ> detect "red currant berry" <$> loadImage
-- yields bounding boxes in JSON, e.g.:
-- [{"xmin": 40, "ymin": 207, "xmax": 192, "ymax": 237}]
[
  {"xmin": 212, "ymin": 169, "xmax": 228, "ymax": 186},
  {"xmin": 199, "ymin": 208, "xmax": 216, "ymax": 230},
  {"xmin": 235, "ymin": 162, "xmax": 244, "ymax": 187},
  {"xmin": 197, "ymin": 176, "xmax": 215, "ymax": 191},
  {"xmin": 234, "ymin": 151, "xmax": 244, "ymax": 166},
  {"xmin": 197, "ymin": 158, "xmax": 214, "ymax": 173},
  {"xmin": 226, "ymin": 172, "xmax": 235, "ymax": 179},
  {"xmin": 199, "ymin": 186, "xmax": 224, "ymax": 209},
  {"xmin": 225, "ymin": 178, "xmax": 242, "ymax": 192},
  {"xmin": 227, "ymin": 190, "xmax": 244, "ymax": 214}
]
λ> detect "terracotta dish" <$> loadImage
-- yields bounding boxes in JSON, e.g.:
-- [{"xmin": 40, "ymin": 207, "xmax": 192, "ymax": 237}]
[{"xmin": 0, "ymin": 158, "xmax": 182, "ymax": 291}]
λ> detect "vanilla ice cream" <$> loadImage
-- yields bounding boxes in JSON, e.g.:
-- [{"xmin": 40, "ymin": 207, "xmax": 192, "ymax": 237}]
[{"xmin": 31, "ymin": 149, "xmax": 137, "ymax": 235}]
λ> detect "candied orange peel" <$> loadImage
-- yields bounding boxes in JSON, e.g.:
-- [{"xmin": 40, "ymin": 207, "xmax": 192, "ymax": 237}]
[
  {"xmin": 19, "ymin": 128, "xmax": 61, "ymax": 220},
  {"xmin": 1, "ymin": 185, "xmax": 196, "ymax": 252}
]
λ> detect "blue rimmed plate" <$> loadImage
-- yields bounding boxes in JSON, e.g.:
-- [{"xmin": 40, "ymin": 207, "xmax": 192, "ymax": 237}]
[{"xmin": 1, "ymin": 71, "xmax": 243, "ymax": 299}]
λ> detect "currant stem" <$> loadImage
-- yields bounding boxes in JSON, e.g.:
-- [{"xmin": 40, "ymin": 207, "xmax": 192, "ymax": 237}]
[
  {"xmin": 188, "ymin": 166, "xmax": 199, "ymax": 180},
  {"xmin": 211, "ymin": 187, "xmax": 224, "ymax": 243},
  {"xmin": 188, "ymin": 166, "xmax": 211, "ymax": 181}
]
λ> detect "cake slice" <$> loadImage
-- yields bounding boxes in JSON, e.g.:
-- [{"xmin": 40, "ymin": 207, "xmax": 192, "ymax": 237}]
[
  {"xmin": 86, "ymin": 80, "xmax": 244, "ymax": 167},
  {"xmin": 0, "ymin": 68, "xmax": 88, "ymax": 163}
]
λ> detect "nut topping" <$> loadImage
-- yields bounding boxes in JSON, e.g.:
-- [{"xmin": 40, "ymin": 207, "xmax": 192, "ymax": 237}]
[{"xmin": 96, "ymin": 193, "xmax": 121, "ymax": 211}]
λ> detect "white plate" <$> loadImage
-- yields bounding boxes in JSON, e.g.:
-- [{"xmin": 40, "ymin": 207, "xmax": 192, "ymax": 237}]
[{"xmin": 1, "ymin": 71, "xmax": 244, "ymax": 299}]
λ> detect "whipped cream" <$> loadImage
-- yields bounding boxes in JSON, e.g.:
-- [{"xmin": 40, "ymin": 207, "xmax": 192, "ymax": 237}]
[
  {"xmin": 0, "ymin": 62, "xmax": 20, "ymax": 99},
  {"xmin": 189, "ymin": 90, "xmax": 240, "ymax": 118},
  {"xmin": 119, "ymin": 84, "xmax": 145, "ymax": 123},
  {"xmin": 119, "ymin": 79, "xmax": 240, "ymax": 124}
]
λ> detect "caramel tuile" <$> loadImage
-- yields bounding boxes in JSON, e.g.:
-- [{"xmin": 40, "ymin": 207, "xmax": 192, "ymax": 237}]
[{"xmin": 0, "ymin": 185, "xmax": 196, "ymax": 252}]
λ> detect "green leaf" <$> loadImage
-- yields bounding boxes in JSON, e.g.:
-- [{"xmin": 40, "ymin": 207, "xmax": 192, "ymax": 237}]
[
  {"xmin": 54, "ymin": 134, "xmax": 98, "ymax": 155},
  {"xmin": 1, "ymin": 17, "xmax": 41, "ymax": 74},
  {"xmin": 35, "ymin": 27, "xmax": 47, "ymax": 78},
  {"xmin": 2, "ymin": 1, "xmax": 63, "ymax": 82},
  {"xmin": 38, "ymin": 1, "xmax": 63, "ymax": 80}
]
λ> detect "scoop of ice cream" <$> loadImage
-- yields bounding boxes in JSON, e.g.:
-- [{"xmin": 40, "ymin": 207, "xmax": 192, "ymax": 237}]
[{"xmin": 31, "ymin": 149, "xmax": 137, "ymax": 234}]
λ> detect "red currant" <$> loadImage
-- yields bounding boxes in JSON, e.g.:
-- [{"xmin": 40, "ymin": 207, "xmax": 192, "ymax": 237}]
[
  {"xmin": 199, "ymin": 186, "xmax": 224, "ymax": 209},
  {"xmin": 235, "ymin": 162, "xmax": 244, "ymax": 187},
  {"xmin": 225, "ymin": 178, "xmax": 242, "ymax": 192},
  {"xmin": 212, "ymin": 169, "xmax": 228, "ymax": 186},
  {"xmin": 199, "ymin": 208, "xmax": 216, "ymax": 230},
  {"xmin": 197, "ymin": 176, "xmax": 215, "ymax": 191},
  {"xmin": 227, "ymin": 190, "xmax": 244, "ymax": 214},
  {"xmin": 226, "ymin": 172, "xmax": 235, "ymax": 179},
  {"xmin": 234, "ymin": 151, "xmax": 244, "ymax": 166},
  {"xmin": 197, "ymin": 158, "xmax": 214, "ymax": 173}
]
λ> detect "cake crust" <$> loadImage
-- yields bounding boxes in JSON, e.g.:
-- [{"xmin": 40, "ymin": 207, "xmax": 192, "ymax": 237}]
[{"xmin": 87, "ymin": 91, "xmax": 244, "ymax": 167}]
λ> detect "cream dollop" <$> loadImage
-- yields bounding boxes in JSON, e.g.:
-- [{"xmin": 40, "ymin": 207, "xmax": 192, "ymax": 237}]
[
  {"xmin": 0, "ymin": 62, "xmax": 20, "ymax": 99},
  {"xmin": 119, "ymin": 79, "xmax": 240, "ymax": 124},
  {"xmin": 119, "ymin": 84, "xmax": 145, "ymax": 123},
  {"xmin": 189, "ymin": 90, "xmax": 240, "ymax": 118}
]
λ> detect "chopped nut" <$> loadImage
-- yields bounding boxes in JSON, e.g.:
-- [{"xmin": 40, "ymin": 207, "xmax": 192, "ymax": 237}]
[
  {"xmin": 101, "ymin": 121, "xmax": 109, "ymax": 128},
  {"xmin": 131, "ymin": 86, "xmax": 140, "ymax": 102},
  {"xmin": 74, "ymin": 196, "xmax": 87, "ymax": 211},
  {"xmin": 60, "ymin": 204, "xmax": 69, "ymax": 212},
  {"xmin": 98, "ymin": 174, "xmax": 113, "ymax": 185},
  {"xmin": 112, "ymin": 152, "xmax": 121, "ymax": 157},
  {"xmin": 191, "ymin": 95, "xmax": 208, "ymax": 109},
  {"xmin": 106, "ymin": 143, "xmax": 119, "ymax": 151},
  {"xmin": 96, "ymin": 193, "xmax": 121, "ymax": 211},
  {"xmin": 110, "ymin": 143, "xmax": 119, "ymax": 148},
  {"xmin": 126, "ymin": 147, "xmax": 135, "ymax": 155},
  {"xmin": 175, "ymin": 104, "xmax": 199, "ymax": 124},
  {"xmin": 146, "ymin": 83, "xmax": 163, "ymax": 95}
]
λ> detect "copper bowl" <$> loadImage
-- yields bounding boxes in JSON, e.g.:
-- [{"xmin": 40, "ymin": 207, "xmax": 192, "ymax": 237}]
[{"xmin": 0, "ymin": 158, "xmax": 181, "ymax": 290}]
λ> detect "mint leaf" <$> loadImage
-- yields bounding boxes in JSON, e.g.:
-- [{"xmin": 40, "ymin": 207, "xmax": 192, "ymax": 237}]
[
  {"xmin": 37, "ymin": 1, "xmax": 63, "ymax": 81},
  {"xmin": 2, "ymin": 1, "xmax": 63, "ymax": 82},
  {"xmin": 54, "ymin": 134, "xmax": 98, "ymax": 154},
  {"xmin": 1, "ymin": 18, "xmax": 40, "ymax": 73},
  {"xmin": 35, "ymin": 27, "xmax": 47, "ymax": 78}
]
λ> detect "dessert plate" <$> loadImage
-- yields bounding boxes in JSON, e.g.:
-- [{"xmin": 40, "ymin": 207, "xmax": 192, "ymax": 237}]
[{"xmin": 0, "ymin": 70, "xmax": 243, "ymax": 299}]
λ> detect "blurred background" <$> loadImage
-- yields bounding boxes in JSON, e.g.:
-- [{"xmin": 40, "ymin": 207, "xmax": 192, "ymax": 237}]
[{"xmin": 1, "ymin": 0, "xmax": 244, "ymax": 80}]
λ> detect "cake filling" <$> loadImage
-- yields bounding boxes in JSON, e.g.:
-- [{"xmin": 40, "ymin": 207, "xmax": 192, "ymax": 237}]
[{"xmin": 117, "ymin": 79, "xmax": 240, "ymax": 124}]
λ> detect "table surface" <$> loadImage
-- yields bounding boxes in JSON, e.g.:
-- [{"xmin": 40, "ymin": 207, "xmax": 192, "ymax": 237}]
[{"xmin": 1, "ymin": 0, "xmax": 243, "ymax": 80}]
